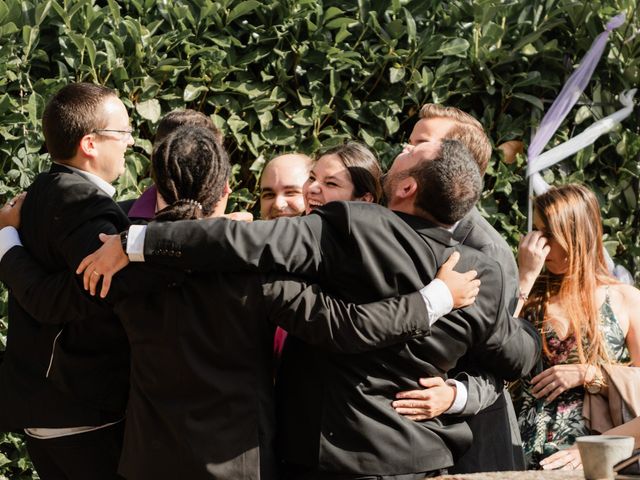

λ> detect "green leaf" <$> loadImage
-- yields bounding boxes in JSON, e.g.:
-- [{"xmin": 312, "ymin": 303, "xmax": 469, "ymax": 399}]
[
  {"xmin": 403, "ymin": 8, "xmax": 416, "ymax": 44},
  {"xmin": 325, "ymin": 17, "xmax": 356, "ymax": 30},
  {"xmin": 324, "ymin": 6, "xmax": 343, "ymax": 22},
  {"xmin": 0, "ymin": 1, "xmax": 8, "ymax": 24},
  {"xmin": 389, "ymin": 66, "xmax": 404, "ymax": 84},
  {"xmin": 329, "ymin": 69, "xmax": 339, "ymax": 97},
  {"xmin": 335, "ymin": 25, "xmax": 351, "ymax": 43},
  {"xmin": 35, "ymin": 0, "xmax": 52, "ymax": 26},
  {"xmin": 511, "ymin": 92, "xmax": 543, "ymax": 111},
  {"xmin": 135, "ymin": 99, "xmax": 161, "ymax": 123},
  {"xmin": 227, "ymin": 0, "xmax": 261, "ymax": 24},
  {"xmin": 183, "ymin": 84, "xmax": 208, "ymax": 102},
  {"xmin": 437, "ymin": 38, "xmax": 470, "ymax": 56},
  {"xmin": 227, "ymin": 114, "xmax": 248, "ymax": 134}
]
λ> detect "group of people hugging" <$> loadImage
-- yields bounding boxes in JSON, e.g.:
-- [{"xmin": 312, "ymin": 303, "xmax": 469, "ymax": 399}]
[{"xmin": 0, "ymin": 81, "xmax": 638, "ymax": 480}]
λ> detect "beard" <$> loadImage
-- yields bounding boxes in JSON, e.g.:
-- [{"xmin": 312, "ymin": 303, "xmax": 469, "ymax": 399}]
[{"xmin": 381, "ymin": 170, "xmax": 405, "ymax": 207}]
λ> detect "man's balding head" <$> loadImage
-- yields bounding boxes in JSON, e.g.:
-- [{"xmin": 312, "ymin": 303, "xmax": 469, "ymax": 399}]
[{"xmin": 259, "ymin": 153, "xmax": 312, "ymax": 219}]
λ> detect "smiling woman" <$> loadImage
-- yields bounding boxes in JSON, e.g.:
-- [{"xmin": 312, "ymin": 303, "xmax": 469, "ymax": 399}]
[
  {"xmin": 514, "ymin": 184, "xmax": 640, "ymax": 470},
  {"xmin": 303, "ymin": 141, "xmax": 382, "ymax": 214}
]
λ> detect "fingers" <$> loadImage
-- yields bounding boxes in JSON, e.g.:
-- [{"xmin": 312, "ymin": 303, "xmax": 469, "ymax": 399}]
[
  {"xmin": 225, "ymin": 212, "xmax": 253, "ymax": 222},
  {"xmin": 440, "ymin": 251, "xmax": 460, "ymax": 272},
  {"xmin": 530, "ymin": 375, "xmax": 553, "ymax": 395},
  {"xmin": 418, "ymin": 377, "xmax": 445, "ymax": 389},
  {"xmin": 392, "ymin": 401, "xmax": 436, "ymax": 420},
  {"xmin": 88, "ymin": 267, "xmax": 101, "ymax": 296},
  {"xmin": 77, "ymin": 253, "xmax": 94, "ymax": 275},
  {"xmin": 14, "ymin": 192, "xmax": 26, "ymax": 205},
  {"xmin": 462, "ymin": 270, "xmax": 478, "ymax": 281},
  {"xmin": 404, "ymin": 414, "xmax": 429, "ymax": 421},
  {"xmin": 395, "ymin": 389, "xmax": 431, "ymax": 400},
  {"xmin": 392, "ymin": 400, "xmax": 430, "ymax": 409},
  {"xmin": 540, "ymin": 449, "xmax": 579, "ymax": 470},
  {"xmin": 545, "ymin": 385, "xmax": 566, "ymax": 403},
  {"xmin": 393, "ymin": 406, "xmax": 431, "ymax": 416},
  {"xmin": 530, "ymin": 366, "xmax": 553, "ymax": 385},
  {"xmin": 531, "ymin": 378, "xmax": 565, "ymax": 400},
  {"xmin": 99, "ymin": 273, "xmax": 112, "ymax": 299}
]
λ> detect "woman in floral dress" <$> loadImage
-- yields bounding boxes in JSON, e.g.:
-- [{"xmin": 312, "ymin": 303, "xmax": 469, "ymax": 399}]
[{"xmin": 514, "ymin": 184, "xmax": 640, "ymax": 470}]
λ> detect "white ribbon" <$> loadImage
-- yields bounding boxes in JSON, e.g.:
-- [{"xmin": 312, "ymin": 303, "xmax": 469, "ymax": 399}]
[{"xmin": 527, "ymin": 89, "xmax": 637, "ymax": 195}]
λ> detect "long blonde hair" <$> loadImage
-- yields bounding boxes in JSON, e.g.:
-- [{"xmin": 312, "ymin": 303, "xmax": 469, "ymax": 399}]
[{"xmin": 523, "ymin": 184, "xmax": 616, "ymax": 365}]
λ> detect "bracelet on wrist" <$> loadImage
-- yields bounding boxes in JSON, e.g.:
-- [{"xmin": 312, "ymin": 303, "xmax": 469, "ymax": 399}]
[{"xmin": 518, "ymin": 288, "xmax": 529, "ymax": 302}]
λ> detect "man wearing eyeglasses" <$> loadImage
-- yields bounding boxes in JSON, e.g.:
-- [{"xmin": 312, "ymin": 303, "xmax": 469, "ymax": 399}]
[{"xmin": 0, "ymin": 83, "xmax": 142, "ymax": 479}]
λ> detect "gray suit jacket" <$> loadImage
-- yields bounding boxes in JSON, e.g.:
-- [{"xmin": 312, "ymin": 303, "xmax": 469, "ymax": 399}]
[
  {"xmin": 453, "ymin": 208, "xmax": 518, "ymax": 313},
  {"xmin": 451, "ymin": 207, "xmax": 524, "ymax": 473}
]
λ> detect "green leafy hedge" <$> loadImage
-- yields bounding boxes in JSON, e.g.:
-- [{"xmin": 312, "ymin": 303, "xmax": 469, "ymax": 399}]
[{"xmin": 0, "ymin": 0, "xmax": 638, "ymax": 477}]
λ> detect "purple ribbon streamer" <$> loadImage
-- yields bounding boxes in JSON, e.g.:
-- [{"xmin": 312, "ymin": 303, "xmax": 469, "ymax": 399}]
[{"xmin": 527, "ymin": 12, "xmax": 626, "ymax": 163}]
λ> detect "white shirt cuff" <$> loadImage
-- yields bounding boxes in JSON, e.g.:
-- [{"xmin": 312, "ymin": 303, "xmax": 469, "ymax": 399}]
[
  {"xmin": 0, "ymin": 227, "xmax": 23, "ymax": 262},
  {"xmin": 127, "ymin": 225, "xmax": 147, "ymax": 262},
  {"xmin": 419, "ymin": 278, "xmax": 454, "ymax": 326},
  {"xmin": 444, "ymin": 379, "xmax": 468, "ymax": 414}
]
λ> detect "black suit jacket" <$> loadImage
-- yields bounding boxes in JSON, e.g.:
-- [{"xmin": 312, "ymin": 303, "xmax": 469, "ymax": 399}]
[
  {"xmin": 140, "ymin": 201, "xmax": 540, "ymax": 474},
  {"xmin": 0, "ymin": 164, "xmax": 176, "ymax": 429},
  {"xmin": 113, "ymin": 272, "xmax": 428, "ymax": 480},
  {"xmin": 0, "ymin": 164, "xmax": 130, "ymax": 428}
]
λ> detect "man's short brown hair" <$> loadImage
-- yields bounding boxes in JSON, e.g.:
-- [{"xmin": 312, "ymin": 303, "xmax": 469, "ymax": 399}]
[
  {"xmin": 411, "ymin": 139, "xmax": 482, "ymax": 225},
  {"xmin": 419, "ymin": 104, "xmax": 492, "ymax": 175},
  {"xmin": 42, "ymin": 83, "xmax": 117, "ymax": 161}
]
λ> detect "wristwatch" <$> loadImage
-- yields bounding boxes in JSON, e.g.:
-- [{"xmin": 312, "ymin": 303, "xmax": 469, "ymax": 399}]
[
  {"xmin": 120, "ymin": 229, "xmax": 129, "ymax": 253},
  {"xmin": 585, "ymin": 367, "xmax": 605, "ymax": 394}
]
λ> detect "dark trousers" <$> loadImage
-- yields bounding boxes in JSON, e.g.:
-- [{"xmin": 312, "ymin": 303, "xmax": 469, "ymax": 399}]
[
  {"xmin": 451, "ymin": 391, "xmax": 525, "ymax": 473},
  {"xmin": 25, "ymin": 421, "xmax": 124, "ymax": 480},
  {"xmin": 282, "ymin": 464, "xmax": 447, "ymax": 480}
]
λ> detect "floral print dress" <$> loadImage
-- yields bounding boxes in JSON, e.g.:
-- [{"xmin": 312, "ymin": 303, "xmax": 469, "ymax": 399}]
[{"xmin": 517, "ymin": 291, "xmax": 631, "ymax": 469}]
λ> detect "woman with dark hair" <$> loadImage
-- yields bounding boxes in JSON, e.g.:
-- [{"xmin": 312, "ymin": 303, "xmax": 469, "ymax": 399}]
[
  {"xmin": 515, "ymin": 183, "xmax": 640, "ymax": 470},
  {"xmin": 304, "ymin": 141, "xmax": 382, "ymax": 213}
]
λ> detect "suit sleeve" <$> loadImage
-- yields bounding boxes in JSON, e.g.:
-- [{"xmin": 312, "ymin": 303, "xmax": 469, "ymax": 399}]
[
  {"xmin": 262, "ymin": 275, "xmax": 430, "ymax": 353},
  {"xmin": 142, "ymin": 214, "xmax": 327, "ymax": 276},
  {"xmin": 473, "ymin": 264, "xmax": 541, "ymax": 382},
  {"xmin": 0, "ymin": 243, "xmax": 184, "ymax": 326},
  {"xmin": 0, "ymin": 213, "xmax": 184, "ymax": 326},
  {"xmin": 0, "ymin": 245, "xmax": 108, "ymax": 324},
  {"xmin": 450, "ymin": 371, "xmax": 503, "ymax": 416}
]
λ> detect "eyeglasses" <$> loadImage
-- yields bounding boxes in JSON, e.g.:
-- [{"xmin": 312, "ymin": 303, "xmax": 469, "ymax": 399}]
[{"xmin": 92, "ymin": 129, "xmax": 135, "ymax": 141}]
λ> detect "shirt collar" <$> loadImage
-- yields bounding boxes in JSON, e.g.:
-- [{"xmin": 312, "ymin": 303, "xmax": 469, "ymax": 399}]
[
  {"xmin": 57, "ymin": 163, "xmax": 116, "ymax": 197},
  {"xmin": 445, "ymin": 221, "xmax": 460, "ymax": 233}
]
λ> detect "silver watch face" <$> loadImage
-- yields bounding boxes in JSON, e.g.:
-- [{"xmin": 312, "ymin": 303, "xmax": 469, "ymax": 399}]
[{"xmin": 586, "ymin": 383, "xmax": 601, "ymax": 394}]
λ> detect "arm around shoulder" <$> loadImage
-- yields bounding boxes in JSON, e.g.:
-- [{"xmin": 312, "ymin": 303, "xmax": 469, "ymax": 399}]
[
  {"xmin": 263, "ymin": 275, "xmax": 430, "ymax": 353},
  {"xmin": 143, "ymin": 215, "xmax": 325, "ymax": 275}
]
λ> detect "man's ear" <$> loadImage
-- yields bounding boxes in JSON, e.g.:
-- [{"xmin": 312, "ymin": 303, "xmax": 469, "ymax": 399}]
[
  {"xmin": 396, "ymin": 176, "xmax": 418, "ymax": 200},
  {"xmin": 223, "ymin": 180, "xmax": 231, "ymax": 196},
  {"xmin": 78, "ymin": 133, "xmax": 98, "ymax": 159}
]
